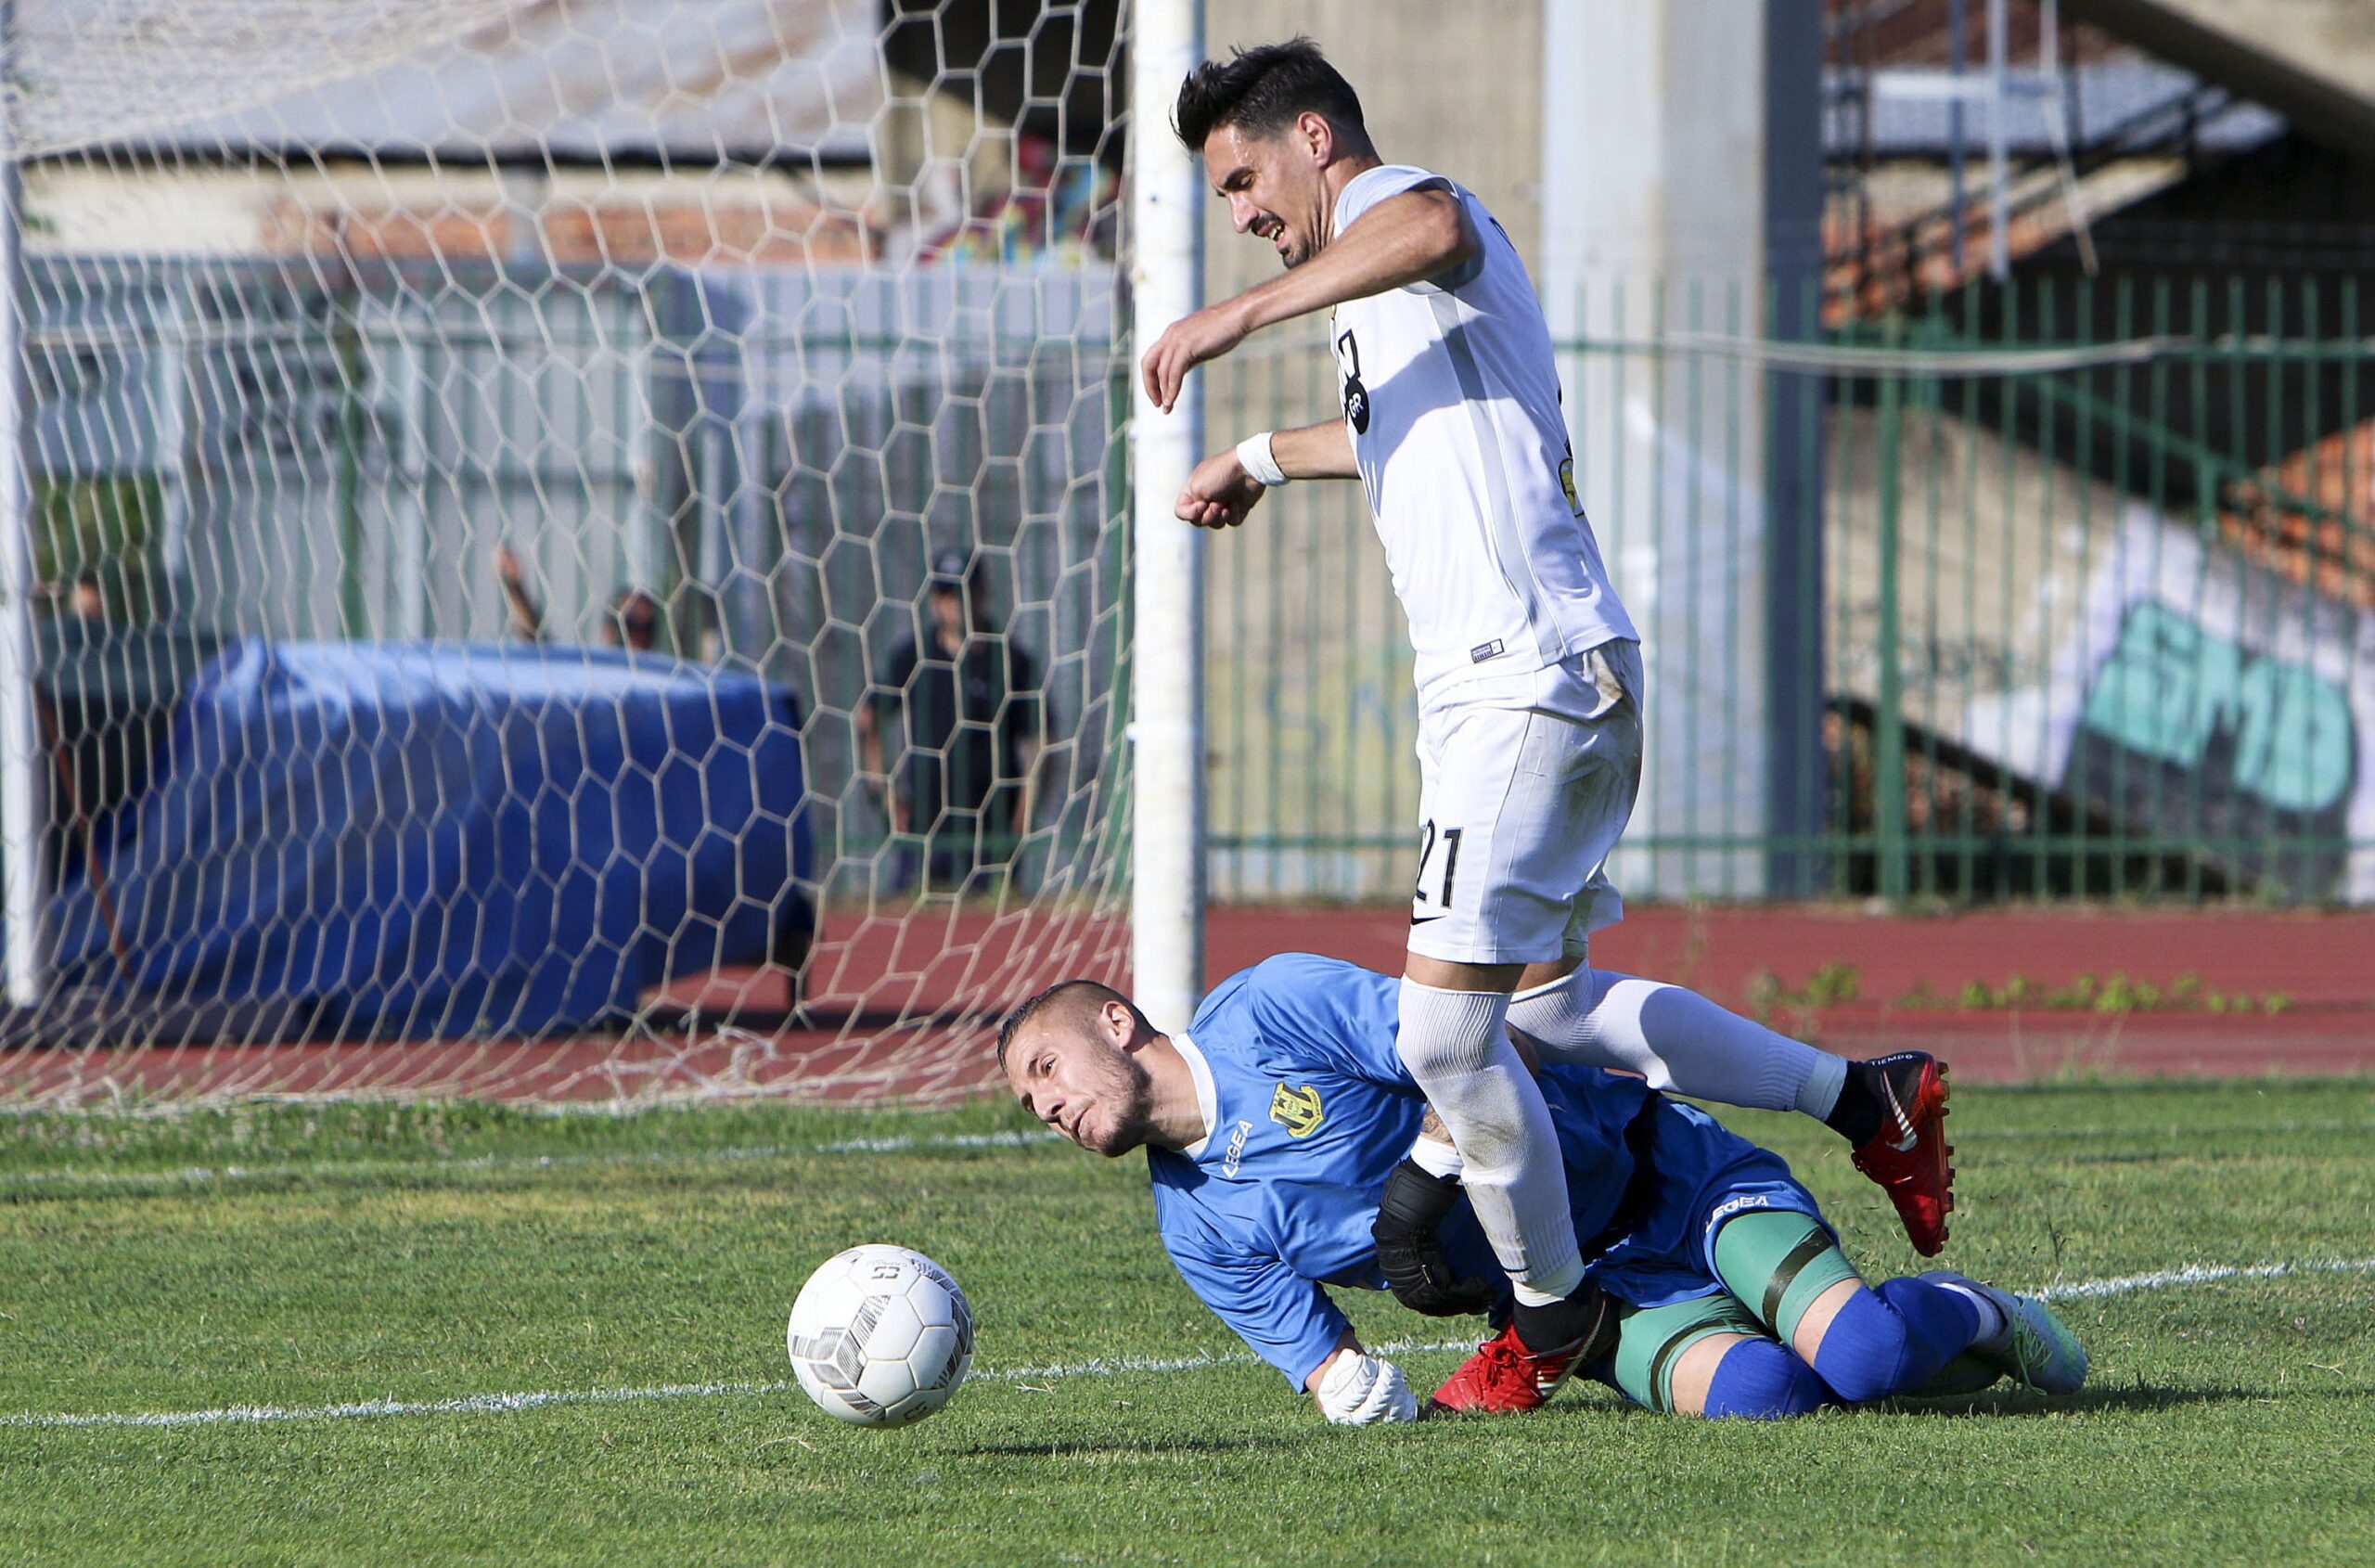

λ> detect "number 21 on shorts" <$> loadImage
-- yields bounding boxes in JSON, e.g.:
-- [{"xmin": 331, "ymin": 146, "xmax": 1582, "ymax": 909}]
[{"xmin": 1412, "ymin": 818, "xmax": 1463, "ymax": 917}]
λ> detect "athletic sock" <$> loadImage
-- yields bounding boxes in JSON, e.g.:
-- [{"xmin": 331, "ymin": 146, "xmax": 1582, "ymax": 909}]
[
  {"xmin": 1511, "ymin": 1292, "xmax": 1598, "ymax": 1354},
  {"xmin": 1822, "ymin": 1060, "xmax": 1887, "ymax": 1146},
  {"xmin": 1925, "ymin": 1276, "xmax": 2011, "ymax": 1349},
  {"xmin": 1794, "ymin": 1052, "xmax": 1849, "ymax": 1123},
  {"xmin": 1507, "ymin": 967, "xmax": 1828, "ymax": 1114},
  {"xmin": 1810, "ymin": 1278, "xmax": 1983, "ymax": 1405},
  {"xmin": 1701, "ymin": 1339, "xmax": 1829, "ymax": 1420},
  {"xmin": 1394, "ymin": 977, "xmax": 1583, "ymax": 1305}
]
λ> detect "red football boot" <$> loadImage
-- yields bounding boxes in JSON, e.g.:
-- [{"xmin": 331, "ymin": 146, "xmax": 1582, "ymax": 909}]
[
  {"xmin": 1850, "ymin": 1051, "xmax": 1955, "ymax": 1255},
  {"xmin": 1426, "ymin": 1322, "xmax": 1590, "ymax": 1416}
]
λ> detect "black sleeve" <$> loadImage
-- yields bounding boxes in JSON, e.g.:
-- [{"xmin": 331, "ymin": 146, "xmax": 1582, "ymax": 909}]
[{"xmin": 1007, "ymin": 641, "xmax": 1041, "ymax": 741}]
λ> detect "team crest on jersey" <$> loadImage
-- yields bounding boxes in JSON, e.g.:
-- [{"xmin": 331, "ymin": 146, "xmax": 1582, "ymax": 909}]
[{"xmin": 1268, "ymin": 1083, "xmax": 1325, "ymax": 1138}]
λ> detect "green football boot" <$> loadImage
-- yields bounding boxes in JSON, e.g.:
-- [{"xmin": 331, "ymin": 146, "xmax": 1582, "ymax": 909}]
[{"xmin": 1921, "ymin": 1271, "xmax": 2087, "ymax": 1395}]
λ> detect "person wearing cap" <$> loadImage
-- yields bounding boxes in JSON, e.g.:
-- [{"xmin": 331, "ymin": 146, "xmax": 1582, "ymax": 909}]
[{"xmin": 856, "ymin": 548, "xmax": 1043, "ymax": 893}]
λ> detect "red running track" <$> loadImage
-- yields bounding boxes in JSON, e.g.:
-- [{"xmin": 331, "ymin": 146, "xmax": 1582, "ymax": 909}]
[
  {"xmin": 6, "ymin": 904, "xmax": 2371, "ymax": 1102},
  {"xmin": 1210, "ymin": 904, "xmax": 2375, "ymax": 1083}
]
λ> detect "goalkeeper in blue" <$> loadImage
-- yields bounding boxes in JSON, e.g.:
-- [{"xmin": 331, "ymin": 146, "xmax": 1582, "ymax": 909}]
[{"xmin": 998, "ymin": 954, "xmax": 2086, "ymax": 1425}]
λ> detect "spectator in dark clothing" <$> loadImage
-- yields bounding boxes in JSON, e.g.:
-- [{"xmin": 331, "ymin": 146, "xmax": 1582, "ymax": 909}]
[{"xmin": 856, "ymin": 547, "xmax": 1043, "ymax": 894}]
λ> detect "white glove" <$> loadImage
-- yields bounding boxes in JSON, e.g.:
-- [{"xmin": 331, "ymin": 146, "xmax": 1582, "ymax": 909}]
[{"xmin": 1314, "ymin": 1351, "xmax": 1420, "ymax": 1425}]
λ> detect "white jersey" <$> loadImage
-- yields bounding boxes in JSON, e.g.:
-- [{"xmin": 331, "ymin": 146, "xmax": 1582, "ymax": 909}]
[{"xmin": 1329, "ymin": 164, "xmax": 1637, "ymax": 703}]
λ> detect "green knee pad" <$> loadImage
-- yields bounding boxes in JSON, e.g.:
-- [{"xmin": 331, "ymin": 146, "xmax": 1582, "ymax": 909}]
[
  {"xmin": 1711, "ymin": 1208, "xmax": 1860, "ymax": 1344},
  {"xmin": 1608, "ymin": 1292, "xmax": 1765, "ymax": 1414}
]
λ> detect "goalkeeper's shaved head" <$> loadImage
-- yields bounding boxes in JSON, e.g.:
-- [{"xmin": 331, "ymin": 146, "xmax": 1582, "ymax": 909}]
[
  {"xmin": 995, "ymin": 979, "xmax": 1153, "ymax": 1073},
  {"xmin": 999, "ymin": 980, "xmax": 1168, "ymax": 1156}
]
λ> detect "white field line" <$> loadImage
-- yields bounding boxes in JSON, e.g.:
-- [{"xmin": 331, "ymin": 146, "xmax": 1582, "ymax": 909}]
[
  {"xmin": 0, "ymin": 1132, "xmax": 1059, "ymax": 1193},
  {"xmin": 5, "ymin": 1260, "xmax": 2371, "ymax": 1434},
  {"xmin": 0, "ymin": 1343, "xmax": 1454, "ymax": 1433},
  {"xmin": 2033, "ymin": 1255, "xmax": 2375, "ymax": 1301},
  {"xmin": 8, "ymin": 1119, "xmax": 2369, "ymax": 1196}
]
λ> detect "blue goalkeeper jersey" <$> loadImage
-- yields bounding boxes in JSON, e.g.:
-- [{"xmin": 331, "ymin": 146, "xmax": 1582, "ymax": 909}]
[
  {"xmin": 1149, "ymin": 954, "xmax": 1826, "ymax": 1392},
  {"xmin": 1149, "ymin": 954, "xmax": 1657, "ymax": 1390}
]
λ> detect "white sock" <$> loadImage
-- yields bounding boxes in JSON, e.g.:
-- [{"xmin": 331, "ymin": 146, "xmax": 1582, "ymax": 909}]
[
  {"xmin": 1508, "ymin": 967, "xmax": 1830, "ymax": 1115},
  {"xmin": 1395, "ymin": 977, "xmax": 1584, "ymax": 1304},
  {"xmin": 1931, "ymin": 1277, "xmax": 2011, "ymax": 1349}
]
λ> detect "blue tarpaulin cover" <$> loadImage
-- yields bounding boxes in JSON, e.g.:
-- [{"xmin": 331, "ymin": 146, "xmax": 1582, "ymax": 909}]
[{"xmin": 50, "ymin": 640, "xmax": 810, "ymax": 1037}]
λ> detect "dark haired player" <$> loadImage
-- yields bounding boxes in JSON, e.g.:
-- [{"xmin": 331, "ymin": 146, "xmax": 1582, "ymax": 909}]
[
  {"xmin": 1139, "ymin": 38, "xmax": 1955, "ymax": 1408},
  {"xmin": 997, "ymin": 958, "xmax": 2081, "ymax": 1423}
]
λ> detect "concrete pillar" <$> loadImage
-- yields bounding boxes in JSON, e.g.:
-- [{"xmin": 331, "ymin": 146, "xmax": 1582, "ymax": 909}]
[{"xmin": 1541, "ymin": 0, "xmax": 1818, "ymax": 900}]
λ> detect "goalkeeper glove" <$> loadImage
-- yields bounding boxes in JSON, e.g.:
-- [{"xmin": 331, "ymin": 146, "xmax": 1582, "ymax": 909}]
[
  {"xmin": 1373, "ymin": 1157, "xmax": 1499, "ymax": 1317},
  {"xmin": 1314, "ymin": 1350, "xmax": 1419, "ymax": 1425}
]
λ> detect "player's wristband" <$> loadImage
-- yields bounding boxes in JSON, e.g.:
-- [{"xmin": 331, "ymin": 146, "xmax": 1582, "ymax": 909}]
[{"xmin": 1235, "ymin": 431, "xmax": 1289, "ymax": 487}]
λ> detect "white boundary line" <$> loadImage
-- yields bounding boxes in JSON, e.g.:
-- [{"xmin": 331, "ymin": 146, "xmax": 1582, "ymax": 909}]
[
  {"xmin": 2034, "ymin": 1256, "xmax": 2375, "ymax": 1302},
  {"xmin": 9, "ymin": 1119, "xmax": 2369, "ymax": 1196},
  {"xmin": 0, "ymin": 1132, "xmax": 1059, "ymax": 1193},
  {"xmin": 5, "ymin": 1258, "xmax": 2370, "ymax": 1433}
]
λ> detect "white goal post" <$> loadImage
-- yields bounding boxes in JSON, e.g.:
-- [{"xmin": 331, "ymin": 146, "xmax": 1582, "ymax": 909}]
[{"xmin": 1127, "ymin": 0, "xmax": 1207, "ymax": 1036}]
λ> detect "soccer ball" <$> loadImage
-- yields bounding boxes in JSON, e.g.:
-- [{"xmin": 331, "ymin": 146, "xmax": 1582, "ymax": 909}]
[{"xmin": 786, "ymin": 1244, "xmax": 974, "ymax": 1426}]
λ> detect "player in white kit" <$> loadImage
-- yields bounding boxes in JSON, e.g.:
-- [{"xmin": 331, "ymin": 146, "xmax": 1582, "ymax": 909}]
[{"xmin": 1142, "ymin": 39, "xmax": 1957, "ymax": 1410}]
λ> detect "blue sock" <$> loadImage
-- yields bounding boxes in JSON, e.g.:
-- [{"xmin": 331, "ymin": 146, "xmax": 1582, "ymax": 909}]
[
  {"xmin": 1701, "ymin": 1338, "xmax": 1828, "ymax": 1420},
  {"xmin": 1810, "ymin": 1278, "xmax": 1982, "ymax": 1405}
]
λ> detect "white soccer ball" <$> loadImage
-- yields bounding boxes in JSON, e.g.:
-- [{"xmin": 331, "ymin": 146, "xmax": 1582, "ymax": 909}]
[{"xmin": 786, "ymin": 1244, "xmax": 974, "ymax": 1427}]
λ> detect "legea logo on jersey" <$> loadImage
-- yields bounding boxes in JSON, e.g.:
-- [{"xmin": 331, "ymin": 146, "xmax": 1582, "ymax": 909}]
[
  {"xmin": 1708, "ymin": 1192, "xmax": 1773, "ymax": 1227},
  {"xmin": 1221, "ymin": 1119, "xmax": 1255, "ymax": 1177},
  {"xmin": 1268, "ymin": 1083, "xmax": 1325, "ymax": 1138}
]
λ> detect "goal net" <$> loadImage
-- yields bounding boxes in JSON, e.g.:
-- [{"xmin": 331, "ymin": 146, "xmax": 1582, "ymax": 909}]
[{"xmin": 0, "ymin": 0, "xmax": 1135, "ymax": 1106}]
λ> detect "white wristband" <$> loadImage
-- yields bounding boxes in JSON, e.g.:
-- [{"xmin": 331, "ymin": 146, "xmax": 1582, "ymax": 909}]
[{"xmin": 1235, "ymin": 431, "xmax": 1289, "ymax": 487}]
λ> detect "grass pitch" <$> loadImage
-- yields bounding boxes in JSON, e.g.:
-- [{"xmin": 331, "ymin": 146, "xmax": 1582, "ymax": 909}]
[{"xmin": 3, "ymin": 1080, "xmax": 2372, "ymax": 1565}]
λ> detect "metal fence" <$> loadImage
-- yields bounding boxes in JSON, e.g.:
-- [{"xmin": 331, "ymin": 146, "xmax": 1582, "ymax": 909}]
[
  {"xmin": 32, "ymin": 257, "xmax": 2374, "ymax": 910},
  {"xmin": 1203, "ymin": 272, "xmax": 2375, "ymax": 907}
]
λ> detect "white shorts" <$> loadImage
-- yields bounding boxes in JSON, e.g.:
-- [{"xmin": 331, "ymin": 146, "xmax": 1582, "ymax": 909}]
[{"xmin": 1406, "ymin": 638, "xmax": 1643, "ymax": 967}]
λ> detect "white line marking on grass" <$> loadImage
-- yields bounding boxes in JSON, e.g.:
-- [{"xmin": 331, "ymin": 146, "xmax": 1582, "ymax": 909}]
[
  {"xmin": 12, "ymin": 1112, "xmax": 2369, "ymax": 1195},
  {"xmin": 982, "ymin": 1337, "xmax": 1470, "ymax": 1385},
  {"xmin": 0, "ymin": 1338, "xmax": 1481, "ymax": 1433},
  {"xmin": 813, "ymin": 1132, "xmax": 1055, "ymax": 1154},
  {"xmin": 2034, "ymin": 1256, "xmax": 2375, "ymax": 1302},
  {"xmin": 0, "ymin": 1380, "xmax": 797, "ymax": 1431},
  {"xmin": 0, "ymin": 1132, "xmax": 1062, "ymax": 1194},
  {"xmin": 1957, "ymin": 1121, "xmax": 2375, "ymax": 1143},
  {"xmin": 9, "ymin": 1259, "xmax": 2373, "ymax": 1435}
]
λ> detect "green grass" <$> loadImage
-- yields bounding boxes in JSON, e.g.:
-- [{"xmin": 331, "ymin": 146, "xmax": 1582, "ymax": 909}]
[{"xmin": 3, "ymin": 1081, "xmax": 2373, "ymax": 1565}]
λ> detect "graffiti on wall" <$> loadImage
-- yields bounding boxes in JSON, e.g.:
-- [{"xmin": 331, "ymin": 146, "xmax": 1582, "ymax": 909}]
[{"xmin": 2056, "ymin": 513, "xmax": 2373, "ymax": 902}]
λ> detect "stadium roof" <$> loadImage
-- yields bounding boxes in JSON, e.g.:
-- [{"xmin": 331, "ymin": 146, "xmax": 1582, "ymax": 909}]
[
  {"xmin": 1831, "ymin": 58, "xmax": 2283, "ymax": 158},
  {"xmin": 36, "ymin": 0, "xmax": 884, "ymax": 166}
]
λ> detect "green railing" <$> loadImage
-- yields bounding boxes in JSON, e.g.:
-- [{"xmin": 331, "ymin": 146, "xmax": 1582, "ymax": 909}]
[{"xmin": 1200, "ymin": 271, "xmax": 2375, "ymax": 907}]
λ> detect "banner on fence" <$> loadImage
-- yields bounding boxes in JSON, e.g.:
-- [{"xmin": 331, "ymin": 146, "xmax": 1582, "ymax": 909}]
[{"xmin": 2046, "ymin": 510, "xmax": 2369, "ymax": 903}]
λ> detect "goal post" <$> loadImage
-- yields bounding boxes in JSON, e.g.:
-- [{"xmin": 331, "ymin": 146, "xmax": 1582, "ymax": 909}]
[
  {"xmin": 1127, "ymin": 0, "xmax": 1208, "ymax": 1037},
  {"xmin": 0, "ymin": 0, "xmax": 1193, "ymax": 1106},
  {"xmin": 0, "ymin": 0, "xmax": 43, "ymax": 1009}
]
